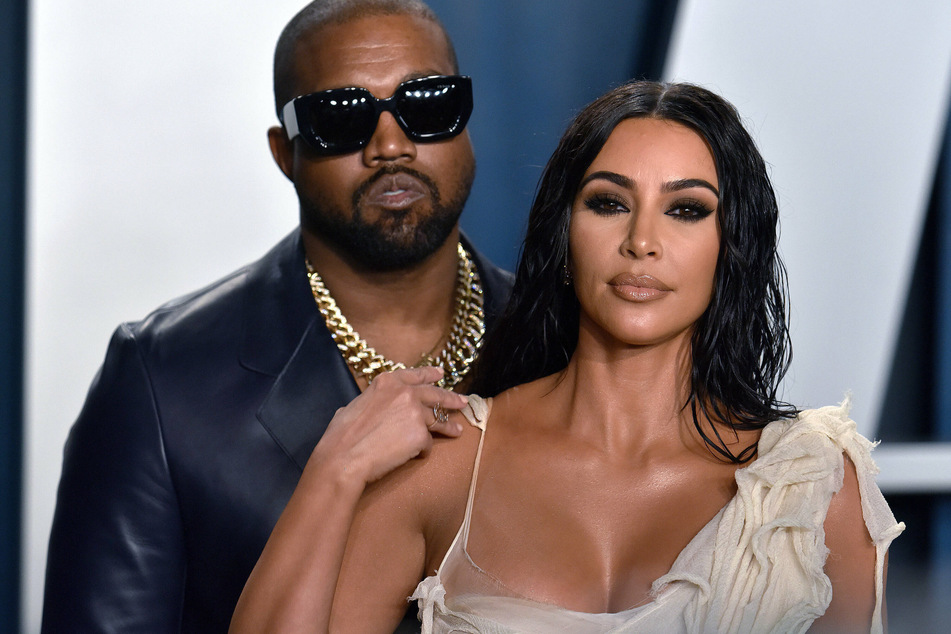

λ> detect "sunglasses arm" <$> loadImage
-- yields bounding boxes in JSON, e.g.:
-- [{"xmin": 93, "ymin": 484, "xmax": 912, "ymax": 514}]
[{"xmin": 281, "ymin": 100, "xmax": 300, "ymax": 141}]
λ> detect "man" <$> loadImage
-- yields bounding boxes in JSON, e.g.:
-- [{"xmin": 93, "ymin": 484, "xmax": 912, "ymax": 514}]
[{"xmin": 41, "ymin": 1, "xmax": 512, "ymax": 631}]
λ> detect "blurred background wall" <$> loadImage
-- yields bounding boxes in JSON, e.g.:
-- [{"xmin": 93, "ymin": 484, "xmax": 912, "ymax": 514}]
[{"xmin": 2, "ymin": 0, "xmax": 950, "ymax": 630}]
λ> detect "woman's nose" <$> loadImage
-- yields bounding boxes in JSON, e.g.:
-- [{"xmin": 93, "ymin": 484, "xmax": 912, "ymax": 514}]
[{"xmin": 621, "ymin": 212, "xmax": 661, "ymax": 258}]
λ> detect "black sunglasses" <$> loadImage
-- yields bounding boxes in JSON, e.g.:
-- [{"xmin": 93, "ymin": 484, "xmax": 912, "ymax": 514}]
[{"xmin": 281, "ymin": 75, "xmax": 473, "ymax": 156}]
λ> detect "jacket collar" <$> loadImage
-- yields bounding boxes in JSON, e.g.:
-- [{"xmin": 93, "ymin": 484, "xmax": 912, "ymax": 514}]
[
  {"xmin": 239, "ymin": 230, "xmax": 322, "ymax": 377},
  {"xmin": 257, "ymin": 318, "xmax": 360, "ymax": 470},
  {"xmin": 236, "ymin": 231, "xmax": 358, "ymax": 469}
]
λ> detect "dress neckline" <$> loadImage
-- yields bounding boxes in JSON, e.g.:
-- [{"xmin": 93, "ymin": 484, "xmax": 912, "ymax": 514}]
[{"xmin": 433, "ymin": 394, "xmax": 737, "ymax": 616}]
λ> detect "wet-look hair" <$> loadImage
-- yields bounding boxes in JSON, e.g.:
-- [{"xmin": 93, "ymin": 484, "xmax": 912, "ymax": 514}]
[{"xmin": 470, "ymin": 80, "xmax": 797, "ymax": 463}]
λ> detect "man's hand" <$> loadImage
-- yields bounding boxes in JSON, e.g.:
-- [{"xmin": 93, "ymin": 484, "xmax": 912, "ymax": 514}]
[{"xmin": 310, "ymin": 366, "xmax": 468, "ymax": 487}]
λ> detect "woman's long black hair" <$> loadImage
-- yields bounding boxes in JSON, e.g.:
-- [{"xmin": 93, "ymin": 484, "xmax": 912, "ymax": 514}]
[{"xmin": 470, "ymin": 81, "xmax": 797, "ymax": 463}]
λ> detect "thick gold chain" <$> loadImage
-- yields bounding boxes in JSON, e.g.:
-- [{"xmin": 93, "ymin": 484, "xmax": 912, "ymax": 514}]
[{"xmin": 306, "ymin": 243, "xmax": 485, "ymax": 389}]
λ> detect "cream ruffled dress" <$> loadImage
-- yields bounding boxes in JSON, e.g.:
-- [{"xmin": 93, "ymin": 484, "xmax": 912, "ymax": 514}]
[{"xmin": 411, "ymin": 396, "xmax": 904, "ymax": 633}]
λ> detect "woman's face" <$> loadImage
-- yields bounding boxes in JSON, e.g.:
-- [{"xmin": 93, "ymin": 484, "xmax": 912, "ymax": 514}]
[{"xmin": 568, "ymin": 117, "xmax": 721, "ymax": 349}]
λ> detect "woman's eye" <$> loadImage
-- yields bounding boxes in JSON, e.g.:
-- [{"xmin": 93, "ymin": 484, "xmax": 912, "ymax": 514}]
[
  {"xmin": 665, "ymin": 200, "xmax": 715, "ymax": 222},
  {"xmin": 584, "ymin": 194, "xmax": 628, "ymax": 215}
]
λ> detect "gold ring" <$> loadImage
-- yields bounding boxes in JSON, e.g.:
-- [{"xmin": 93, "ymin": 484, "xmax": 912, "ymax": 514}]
[{"xmin": 430, "ymin": 404, "xmax": 449, "ymax": 428}]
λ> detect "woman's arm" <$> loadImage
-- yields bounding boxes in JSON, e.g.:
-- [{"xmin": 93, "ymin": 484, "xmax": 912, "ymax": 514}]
[
  {"xmin": 230, "ymin": 366, "xmax": 467, "ymax": 633},
  {"xmin": 810, "ymin": 456, "xmax": 879, "ymax": 633}
]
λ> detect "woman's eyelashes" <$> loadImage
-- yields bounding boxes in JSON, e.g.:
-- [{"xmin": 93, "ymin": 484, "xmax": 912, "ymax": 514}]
[
  {"xmin": 665, "ymin": 198, "xmax": 716, "ymax": 222},
  {"xmin": 582, "ymin": 192, "xmax": 716, "ymax": 222},
  {"xmin": 583, "ymin": 192, "xmax": 629, "ymax": 215}
]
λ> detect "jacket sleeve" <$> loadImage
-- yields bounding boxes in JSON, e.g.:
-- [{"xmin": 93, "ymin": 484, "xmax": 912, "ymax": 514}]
[{"xmin": 42, "ymin": 325, "xmax": 185, "ymax": 633}]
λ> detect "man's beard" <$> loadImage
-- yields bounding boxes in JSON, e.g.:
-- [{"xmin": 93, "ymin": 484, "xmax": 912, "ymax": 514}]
[{"xmin": 299, "ymin": 164, "xmax": 474, "ymax": 272}]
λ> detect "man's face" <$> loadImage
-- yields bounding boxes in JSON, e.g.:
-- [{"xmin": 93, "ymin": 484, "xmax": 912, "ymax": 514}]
[{"xmin": 286, "ymin": 13, "xmax": 475, "ymax": 272}]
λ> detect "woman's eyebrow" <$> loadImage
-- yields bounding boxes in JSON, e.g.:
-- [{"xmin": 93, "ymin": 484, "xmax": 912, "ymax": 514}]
[
  {"xmin": 662, "ymin": 178, "xmax": 719, "ymax": 197},
  {"xmin": 579, "ymin": 170, "xmax": 633, "ymax": 190},
  {"xmin": 579, "ymin": 172, "xmax": 719, "ymax": 199}
]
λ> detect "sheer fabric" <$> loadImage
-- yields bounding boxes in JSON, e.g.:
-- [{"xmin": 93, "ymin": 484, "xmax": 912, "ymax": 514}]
[{"xmin": 411, "ymin": 396, "xmax": 903, "ymax": 633}]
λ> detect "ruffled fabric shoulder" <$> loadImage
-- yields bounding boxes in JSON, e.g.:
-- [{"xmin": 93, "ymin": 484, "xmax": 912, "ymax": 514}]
[
  {"xmin": 461, "ymin": 394, "xmax": 489, "ymax": 432},
  {"xmin": 653, "ymin": 398, "xmax": 904, "ymax": 634},
  {"xmin": 412, "ymin": 575, "xmax": 448, "ymax": 633}
]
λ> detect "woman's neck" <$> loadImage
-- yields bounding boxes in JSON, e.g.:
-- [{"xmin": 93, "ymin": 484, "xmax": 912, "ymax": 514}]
[{"xmin": 543, "ymin": 327, "xmax": 701, "ymax": 458}]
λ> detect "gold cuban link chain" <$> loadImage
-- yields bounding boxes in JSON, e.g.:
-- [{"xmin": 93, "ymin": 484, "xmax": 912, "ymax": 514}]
[{"xmin": 305, "ymin": 242, "xmax": 485, "ymax": 389}]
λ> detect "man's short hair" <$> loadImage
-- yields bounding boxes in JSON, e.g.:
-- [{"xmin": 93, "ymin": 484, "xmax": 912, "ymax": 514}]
[{"xmin": 273, "ymin": 0, "xmax": 460, "ymax": 118}]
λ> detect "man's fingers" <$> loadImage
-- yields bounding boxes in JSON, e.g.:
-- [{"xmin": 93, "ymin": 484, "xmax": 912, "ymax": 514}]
[
  {"xmin": 391, "ymin": 365, "xmax": 444, "ymax": 385},
  {"xmin": 423, "ymin": 403, "xmax": 464, "ymax": 438},
  {"xmin": 416, "ymin": 383, "xmax": 468, "ymax": 410},
  {"xmin": 372, "ymin": 368, "xmax": 468, "ymax": 410}
]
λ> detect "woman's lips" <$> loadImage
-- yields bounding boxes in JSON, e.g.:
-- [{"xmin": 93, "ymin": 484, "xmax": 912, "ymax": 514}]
[
  {"xmin": 609, "ymin": 274, "xmax": 672, "ymax": 301},
  {"xmin": 363, "ymin": 172, "xmax": 427, "ymax": 209}
]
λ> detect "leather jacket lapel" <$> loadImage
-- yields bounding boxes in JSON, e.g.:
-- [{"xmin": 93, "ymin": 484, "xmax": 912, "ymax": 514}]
[
  {"xmin": 239, "ymin": 231, "xmax": 317, "ymax": 377},
  {"xmin": 238, "ymin": 231, "xmax": 360, "ymax": 471},
  {"xmin": 257, "ymin": 318, "xmax": 359, "ymax": 471}
]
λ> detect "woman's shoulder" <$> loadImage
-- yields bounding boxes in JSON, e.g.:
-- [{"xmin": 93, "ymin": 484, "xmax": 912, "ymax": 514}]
[
  {"xmin": 372, "ymin": 399, "xmax": 487, "ymax": 501},
  {"xmin": 357, "ymin": 396, "xmax": 488, "ymax": 563},
  {"xmin": 481, "ymin": 373, "xmax": 565, "ymax": 423}
]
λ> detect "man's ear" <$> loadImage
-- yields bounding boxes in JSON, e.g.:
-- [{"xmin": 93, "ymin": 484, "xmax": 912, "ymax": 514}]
[{"xmin": 267, "ymin": 125, "xmax": 294, "ymax": 181}]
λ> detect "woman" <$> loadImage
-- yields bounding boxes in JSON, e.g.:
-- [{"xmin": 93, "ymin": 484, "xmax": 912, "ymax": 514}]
[{"xmin": 231, "ymin": 81, "xmax": 903, "ymax": 633}]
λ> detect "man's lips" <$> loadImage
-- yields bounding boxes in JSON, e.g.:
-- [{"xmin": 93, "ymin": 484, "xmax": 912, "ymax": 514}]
[
  {"xmin": 362, "ymin": 172, "xmax": 428, "ymax": 209},
  {"xmin": 609, "ymin": 273, "xmax": 672, "ymax": 301}
]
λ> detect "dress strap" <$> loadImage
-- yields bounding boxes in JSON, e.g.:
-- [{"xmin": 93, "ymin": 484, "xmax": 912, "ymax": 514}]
[
  {"xmin": 460, "ymin": 395, "xmax": 489, "ymax": 547},
  {"xmin": 436, "ymin": 394, "xmax": 490, "ymax": 571}
]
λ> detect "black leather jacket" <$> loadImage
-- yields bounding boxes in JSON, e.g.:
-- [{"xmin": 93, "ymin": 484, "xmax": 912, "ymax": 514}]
[{"xmin": 41, "ymin": 230, "xmax": 513, "ymax": 633}]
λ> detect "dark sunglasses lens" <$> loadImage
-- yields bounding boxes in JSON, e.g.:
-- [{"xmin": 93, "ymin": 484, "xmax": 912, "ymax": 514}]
[
  {"xmin": 395, "ymin": 78, "xmax": 472, "ymax": 140},
  {"xmin": 299, "ymin": 88, "xmax": 377, "ymax": 153}
]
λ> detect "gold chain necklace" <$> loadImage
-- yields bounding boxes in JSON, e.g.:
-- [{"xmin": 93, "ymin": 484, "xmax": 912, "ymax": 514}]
[{"xmin": 305, "ymin": 242, "xmax": 485, "ymax": 389}]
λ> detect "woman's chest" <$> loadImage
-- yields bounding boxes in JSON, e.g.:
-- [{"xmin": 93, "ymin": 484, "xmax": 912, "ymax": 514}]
[{"xmin": 459, "ymin": 440, "xmax": 740, "ymax": 613}]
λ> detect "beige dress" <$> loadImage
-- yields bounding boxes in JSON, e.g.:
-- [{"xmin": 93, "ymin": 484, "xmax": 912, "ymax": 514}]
[{"xmin": 411, "ymin": 396, "xmax": 904, "ymax": 633}]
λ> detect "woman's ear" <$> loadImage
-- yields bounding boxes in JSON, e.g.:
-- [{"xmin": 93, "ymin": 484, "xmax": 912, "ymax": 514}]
[{"xmin": 267, "ymin": 125, "xmax": 294, "ymax": 181}]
